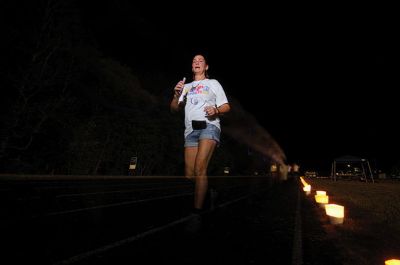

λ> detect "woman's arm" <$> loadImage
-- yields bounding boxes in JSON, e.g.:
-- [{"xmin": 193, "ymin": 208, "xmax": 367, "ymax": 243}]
[
  {"xmin": 215, "ymin": 103, "xmax": 230, "ymax": 115},
  {"xmin": 170, "ymin": 94, "xmax": 181, "ymax": 112},
  {"xmin": 204, "ymin": 103, "xmax": 231, "ymax": 117},
  {"xmin": 170, "ymin": 79, "xmax": 186, "ymax": 113}
]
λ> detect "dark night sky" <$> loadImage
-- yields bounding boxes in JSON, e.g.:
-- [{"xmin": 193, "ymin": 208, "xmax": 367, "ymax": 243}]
[{"xmin": 80, "ymin": 2, "xmax": 398, "ymax": 172}]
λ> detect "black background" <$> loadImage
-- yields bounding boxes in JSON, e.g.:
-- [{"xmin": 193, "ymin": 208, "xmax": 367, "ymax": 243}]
[{"xmin": 79, "ymin": 2, "xmax": 398, "ymax": 171}]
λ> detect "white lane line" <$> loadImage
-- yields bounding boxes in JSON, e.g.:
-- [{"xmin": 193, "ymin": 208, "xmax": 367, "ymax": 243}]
[
  {"xmin": 215, "ymin": 193, "xmax": 254, "ymax": 209},
  {"xmin": 35, "ymin": 184, "xmax": 244, "ymax": 218},
  {"xmin": 52, "ymin": 190, "xmax": 260, "ymax": 265},
  {"xmin": 39, "ymin": 192, "xmax": 193, "ymax": 218},
  {"xmin": 52, "ymin": 214, "xmax": 195, "ymax": 265},
  {"xmin": 56, "ymin": 185, "xmax": 192, "ymax": 198}
]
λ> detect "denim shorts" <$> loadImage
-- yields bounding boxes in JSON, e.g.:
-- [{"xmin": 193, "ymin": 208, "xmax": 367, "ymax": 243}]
[{"xmin": 185, "ymin": 123, "xmax": 221, "ymax": 147}]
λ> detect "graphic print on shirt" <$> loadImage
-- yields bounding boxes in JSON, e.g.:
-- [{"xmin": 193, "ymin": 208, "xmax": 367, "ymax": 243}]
[
  {"xmin": 187, "ymin": 84, "xmax": 210, "ymax": 107},
  {"xmin": 188, "ymin": 83, "xmax": 209, "ymax": 96},
  {"xmin": 179, "ymin": 79, "xmax": 228, "ymax": 138}
]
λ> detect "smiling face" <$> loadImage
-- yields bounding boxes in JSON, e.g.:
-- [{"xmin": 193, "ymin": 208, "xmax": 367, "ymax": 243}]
[{"xmin": 192, "ymin": 55, "xmax": 208, "ymax": 77}]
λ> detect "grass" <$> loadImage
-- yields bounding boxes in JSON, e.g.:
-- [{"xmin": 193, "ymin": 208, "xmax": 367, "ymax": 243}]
[{"xmin": 303, "ymin": 177, "xmax": 400, "ymax": 265}]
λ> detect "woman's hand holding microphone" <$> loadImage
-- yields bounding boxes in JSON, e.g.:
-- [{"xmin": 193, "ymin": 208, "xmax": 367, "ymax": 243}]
[{"xmin": 174, "ymin": 77, "xmax": 186, "ymax": 99}]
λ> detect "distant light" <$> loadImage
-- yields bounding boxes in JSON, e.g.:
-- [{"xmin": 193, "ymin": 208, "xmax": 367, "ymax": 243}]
[
  {"xmin": 300, "ymin": 176, "xmax": 309, "ymax": 187},
  {"xmin": 129, "ymin": 157, "xmax": 137, "ymax": 171},
  {"xmin": 316, "ymin": 191, "xmax": 326, "ymax": 195},
  {"xmin": 315, "ymin": 194, "xmax": 329, "ymax": 204},
  {"xmin": 385, "ymin": 259, "xmax": 400, "ymax": 265},
  {"xmin": 224, "ymin": 167, "xmax": 230, "ymax": 174},
  {"xmin": 303, "ymin": 185, "xmax": 311, "ymax": 195},
  {"xmin": 325, "ymin": 204, "xmax": 344, "ymax": 217},
  {"xmin": 325, "ymin": 204, "xmax": 344, "ymax": 224}
]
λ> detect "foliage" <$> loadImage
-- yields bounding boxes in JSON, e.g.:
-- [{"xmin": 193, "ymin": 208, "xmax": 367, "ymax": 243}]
[
  {"xmin": 0, "ymin": 0, "xmax": 252, "ymax": 176},
  {"xmin": 0, "ymin": 0, "xmax": 185, "ymax": 175}
]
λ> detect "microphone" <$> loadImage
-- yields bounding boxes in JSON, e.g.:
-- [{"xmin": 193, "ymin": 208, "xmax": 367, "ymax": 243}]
[{"xmin": 181, "ymin": 77, "xmax": 188, "ymax": 103}]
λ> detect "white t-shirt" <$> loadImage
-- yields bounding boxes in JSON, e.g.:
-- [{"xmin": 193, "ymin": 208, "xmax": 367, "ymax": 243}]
[{"xmin": 178, "ymin": 79, "xmax": 229, "ymax": 138}]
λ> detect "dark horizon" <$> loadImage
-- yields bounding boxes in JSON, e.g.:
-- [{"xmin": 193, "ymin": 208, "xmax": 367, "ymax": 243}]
[
  {"xmin": 80, "ymin": 3, "xmax": 397, "ymax": 173},
  {"xmin": 1, "ymin": 1, "xmax": 398, "ymax": 175}
]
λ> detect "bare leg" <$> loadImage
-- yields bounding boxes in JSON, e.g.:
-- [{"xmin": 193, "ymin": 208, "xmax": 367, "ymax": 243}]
[
  {"xmin": 194, "ymin": 139, "xmax": 216, "ymax": 209},
  {"xmin": 184, "ymin": 147, "xmax": 197, "ymax": 182}
]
